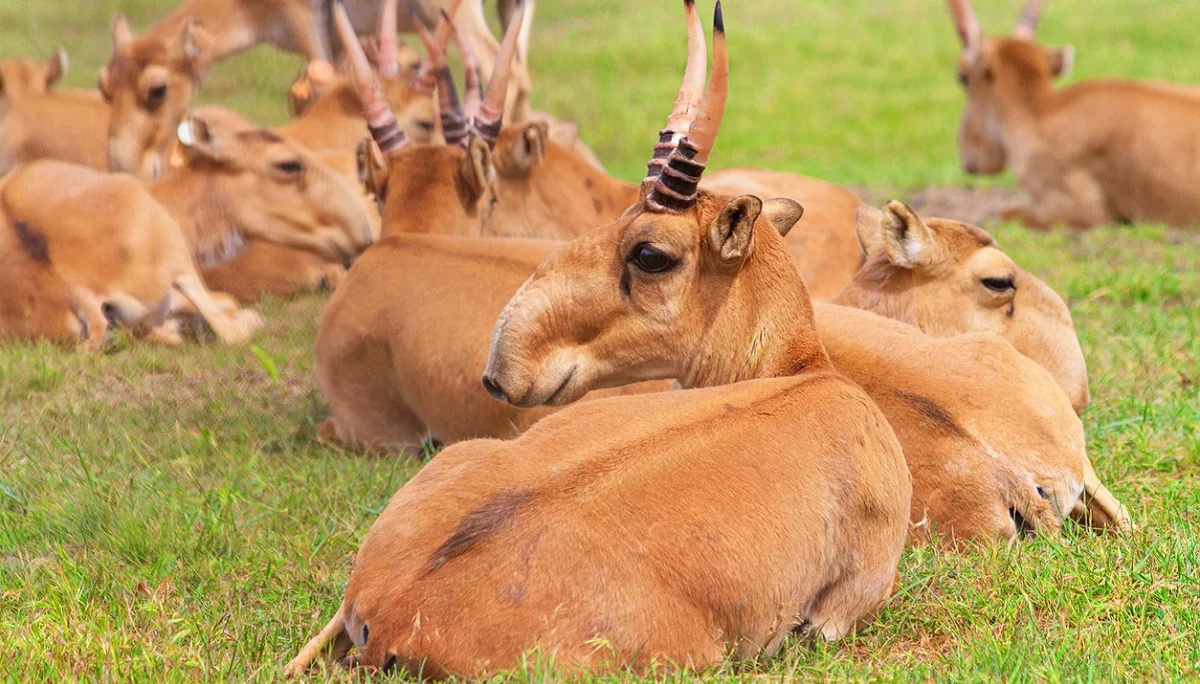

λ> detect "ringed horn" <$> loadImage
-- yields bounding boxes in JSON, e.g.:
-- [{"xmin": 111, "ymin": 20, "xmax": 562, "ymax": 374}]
[
  {"xmin": 470, "ymin": 0, "xmax": 526, "ymax": 147},
  {"xmin": 646, "ymin": 1, "xmax": 727, "ymax": 213},
  {"xmin": 333, "ymin": 0, "xmax": 407, "ymax": 155},
  {"xmin": 647, "ymin": 0, "xmax": 708, "ymax": 180}
]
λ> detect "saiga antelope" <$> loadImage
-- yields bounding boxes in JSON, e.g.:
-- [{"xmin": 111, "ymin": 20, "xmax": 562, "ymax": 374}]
[
  {"xmin": 99, "ymin": 0, "xmax": 532, "ymax": 179},
  {"xmin": 0, "ymin": 50, "xmax": 109, "ymax": 175},
  {"xmin": 948, "ymin": 0, "xmax": 1200, "ymax": 228},
  {"xmin": 0, "ymin": 113, "xmax": 374, "ymax": 346},
  {"xmin": 289, "ymin": 3, "xmax": 910, "ymax": 676}
]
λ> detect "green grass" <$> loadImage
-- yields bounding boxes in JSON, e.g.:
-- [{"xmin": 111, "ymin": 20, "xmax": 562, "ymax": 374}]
[{"xmin": 2, "ymin": 0, "xmax": 1199, "ymax": 680}]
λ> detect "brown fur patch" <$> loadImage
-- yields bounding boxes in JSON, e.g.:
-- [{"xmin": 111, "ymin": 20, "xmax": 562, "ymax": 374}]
[
  {"xmin": 423, "ymin": 489, "xmax": 534, "ymax": 576},
  {"xmin": 891, "ymin": 390, "xmax": 969, "ymax": 439},
  {"xmin": 378, "ymin": 237, "xmax": 543, "ymax": 275},
  {"xmin": 13, "ymin": 221, "xmax": 50, "ymax": 264}
]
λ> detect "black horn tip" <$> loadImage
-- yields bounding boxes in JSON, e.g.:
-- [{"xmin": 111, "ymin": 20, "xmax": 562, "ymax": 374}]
[
  {"xmin": 714, "ymin": 1, "xmax": 724, "ymax": 33},
  {"xmin": 684, "ymin": 0, "xmax": 695, "ymax": 6}
]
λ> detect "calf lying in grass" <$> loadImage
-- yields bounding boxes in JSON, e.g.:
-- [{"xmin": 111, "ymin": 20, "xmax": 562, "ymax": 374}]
[
  {"xmin": 289, "ymin": 3, "xmax": 911, "ymax": 676},
  {"xmin": 0, "ymin": 113, "xmax": 374, "ymax": 346}
]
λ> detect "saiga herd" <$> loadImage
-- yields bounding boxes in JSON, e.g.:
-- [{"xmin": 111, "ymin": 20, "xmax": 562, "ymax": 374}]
[{"xmin": 3, "ymin": 0, "xmax": 1187, "ymax": 676}]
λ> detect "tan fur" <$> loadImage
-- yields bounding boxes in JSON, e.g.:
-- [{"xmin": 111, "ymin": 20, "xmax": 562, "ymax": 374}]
[
  {"xmin": 953, "ymin": 30, "xmax": 1200, "ymax": 228},
  {"xmin": 815, "ymin": 304, "xmax": 1084, "ymax": 543},
  {"xmin": 0, "ymin": 117, "xmax": 373, "ymax": 346},
  {"xmin": 196, "ymin": 75, "xmax": 413, "ymax": 302},
  {"xmin": 318, "ymin": 223, "xmax": 1114, "ymax": 544},
  {"xmin": 317, "ymin": 234, "xmax": 668, "ymax": 451},
  {"xmin": 836, "ymin": 201, "xmax": 1131, "ymax": 529},
  {"xmin": 0, "ymin": 53, "xmax": 109, "ymax": 174},
  {"xmin": 0, "ymin": 219, "xmax": 101, "ymax": 349},
  {"xmin": 702, "ymin": 168, "xmax": 864, "ymax": 299},
  {"xmin": 836, "ymin": 201, "xmax": 1089, "ymax": 414},
  {"xmin": 294, "ymin": 188, "xmax": 909, "ymax": 678},
  {"xmin": 100, "ymin": 0, "xmax": 532, "ymax": 178}
]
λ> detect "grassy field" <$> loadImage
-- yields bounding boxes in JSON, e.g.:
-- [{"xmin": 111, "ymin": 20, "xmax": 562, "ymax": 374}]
[{"xmin": 2, "ymin": 0, "xmax": 1199, "ymax": 680}]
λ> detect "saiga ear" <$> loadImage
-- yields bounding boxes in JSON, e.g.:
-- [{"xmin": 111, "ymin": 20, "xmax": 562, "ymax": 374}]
[
  {"xmin": 1048, "ymin": 45, "xmax": 1074, "ymax": 79},
  {"xmin": 459, "ymin": 135, "xmax": 496, "ymax": 207},
  {"xmin": 501, "ymin": 120, "xmax": 549, "ymax": 175},
  {"xmin": 45, "ymin": 48, "xmax": 68, "ymax": 89},
  {"xmin": 546, "ymin": 120, "xmax": 580, "ymax": 148},
  {"xmin": 356, "ymin": 138, "xmax": 389, "ymax": 199},
  {"xmin": 709, "ymin": 195, "xmax": 764, "ymax": 267},
  {"xmin": 854, "ymin": 204, "xmax": 886, "ymax": 257},
  {"xmin": 880, "ymin": 200, "xmax": 938, "ymax": 269},
  {"xmin": 178, "ymin": 20, "xmax": 216, "ymax": 76},
  {"xmin": 176, "ymin": 114, "xmax": 237, "ymax": 164},
  {"xmin": 761, "ymin": 198, "xmax": 804, "ymax": 237},
  {"xmin": 111, "ymin": 14, "xmax": 133, "ymax": 50}
]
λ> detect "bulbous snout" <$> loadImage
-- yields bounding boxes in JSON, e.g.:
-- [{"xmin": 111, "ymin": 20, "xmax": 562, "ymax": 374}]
[{"xmin": 482, "ymin": 280, "xmax": 590, "ymax": 410}]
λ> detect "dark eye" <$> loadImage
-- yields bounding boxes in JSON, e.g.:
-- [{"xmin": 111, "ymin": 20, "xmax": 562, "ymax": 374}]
[
  {"xmin": 957, "ymin": 71, "xmax": 968, "ymax": 87},
  {"xmin": 629, "ymin": 243, "xmax": 677, "ymax": 274},
  {"xmin": 981, "ymin": 276, "xmax": 1015, "ymax": 293},
  {"xmin": 145, "ymin": 83, "xmax": 167, "ymax": 107},
  {"xmin": 274, "ymin": 159, "xmax": 304, "ymax": 176}
]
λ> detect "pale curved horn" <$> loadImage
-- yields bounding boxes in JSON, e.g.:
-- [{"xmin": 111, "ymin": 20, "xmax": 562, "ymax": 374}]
[
  {"xmin": 333, "ymin": 1, "xmax": 407, "ymax": 156},
  {"xmin": 377, "ymin": 0, "xmax": 400, "ymax": 78},
  {"xmin": 647, "ymin": 1, "xmax": 726, "ymax": 213},
  {"xmin": 947, "ymin": 0, "xmax": 982, "ymax": 49},
  {"xmin": 446, "ymin": 9, "xmax": 483, "ymax": 119},
  {"xmin": 410, "ymin": 8, "xmax": 441, "ymax": 95},
  {"xmin": 416, "ymin": 10, "xmax": 469, "ymax": 146},
  {"xmin": 1013, "ymin": 0, "xmax": 1046, "ymax": 40},
  {"xmin": 433, "ymin": 0, "xmax": 464, "ymax": 48},
  {"xmin": 472, "ymin": 0, "xmax": 525, "ymax": 147},
  {"xmin": 646, "ymin": 0, "xmax": 707, "ymax": 180},
  {"xmin": 681, "ymin": 1, "xmax": 726, "ymax": 165}
]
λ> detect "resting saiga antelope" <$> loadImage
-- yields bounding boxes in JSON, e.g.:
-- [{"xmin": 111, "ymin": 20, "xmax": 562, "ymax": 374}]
[
  {"xmin": 201, "ymin": 0, "xmax": 461, "ymax": 302},
  {"xmin": 100, "ymin": 0, "xmax": 532, "ymax": 179},
  {"xmin": 289, "ymin": 3, "xmax": 911, "ymax": 676},
  {"xmin": 948, "ymin": 0, "xmax": 1200, "ymax": 229},
  {"xmin": 0, "ymin": 113, "xmax": 373, "ymax": 346},
  {"xmin": 0, "ymin": 50, "xmax": 110, "ymax": 175}
]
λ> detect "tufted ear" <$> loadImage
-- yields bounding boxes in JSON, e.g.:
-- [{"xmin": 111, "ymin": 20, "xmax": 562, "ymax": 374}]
[
  {"xmin": 499, "ymin": 120, "xmax": 549, "ymax": 176},
  {"xmin": 45, "ymin": 48, "xmax": 68, "ymax": 89},
  {"xmin": 708, "ymin": 195, "xmax": 764, "ymax": 267},
  {"xmin": 1048, "ymin": 45, "xmax": 1074, "ymax": 79},
  {"xmin": 177, "ymin": 20, "xmax": 216, "ymax": 77},
  {"xmin": 761, "ymin": 198, "xmax": 804, "ymax": 238},
  {"xmin": 854, "ymin": 204, "xmax": 886, "ymax": 257},
  {"xmin": 879, "ymin": 200, "xmax": 939, "ymax": 269},
  {"xmin": 459, "ymin": 135, "xmax": 496, "ymax": 207},
  {"xmin": 176, "ymin": 113, "xmax": 239, "ymax": 165}
]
